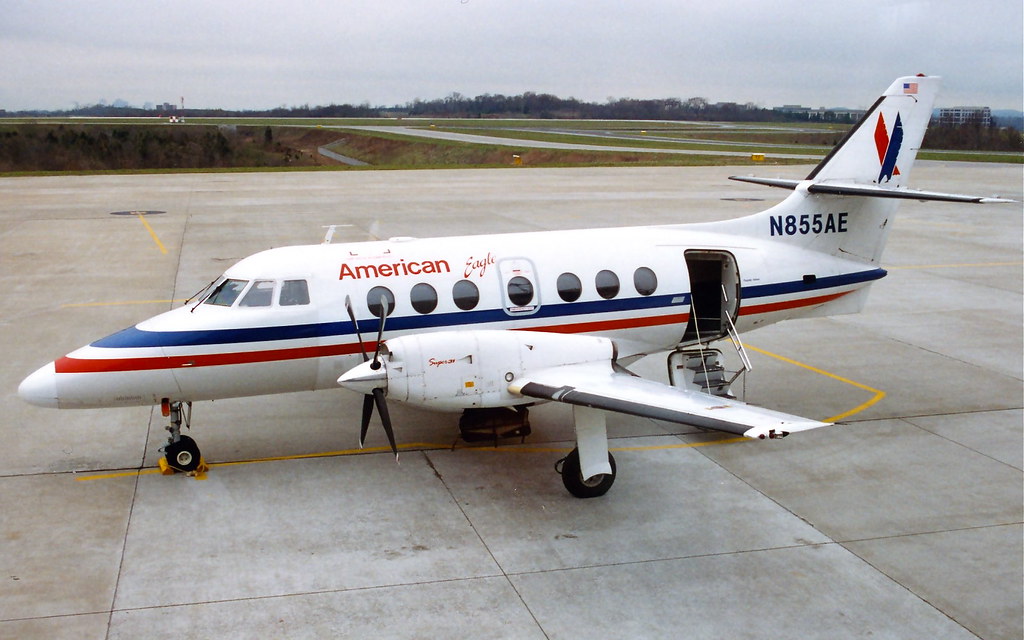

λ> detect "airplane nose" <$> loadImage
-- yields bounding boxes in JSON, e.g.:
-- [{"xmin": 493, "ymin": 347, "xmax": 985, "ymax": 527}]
[{"xmin": 18, "ymin": 362, "xmax": 60, "ymax": 408}]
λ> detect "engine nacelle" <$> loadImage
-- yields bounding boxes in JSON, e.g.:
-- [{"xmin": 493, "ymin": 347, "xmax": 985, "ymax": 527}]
[{"xmin": 378, "ymin": 330, "xmax": 614, "ymax": 411}]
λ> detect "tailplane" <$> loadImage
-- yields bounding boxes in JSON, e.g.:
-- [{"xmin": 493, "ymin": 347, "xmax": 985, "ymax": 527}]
[{"xmin": 726, "ymin": 75, "xmax": 1013, "ymax": 265}]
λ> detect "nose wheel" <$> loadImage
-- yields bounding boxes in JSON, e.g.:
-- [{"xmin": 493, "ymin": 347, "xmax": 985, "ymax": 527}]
[
  {"xmin": 164, "ymin": 434, "xmax": 201, "ymax": 472},
  {"xmin": 160, "ymin": 400, "xmax": 206, "ymax": 473}
]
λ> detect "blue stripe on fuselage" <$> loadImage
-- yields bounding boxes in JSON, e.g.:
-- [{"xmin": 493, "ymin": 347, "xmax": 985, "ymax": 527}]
[{"xmin": 91, "ymin": 269, "xmax": 885, "ymax": 349}]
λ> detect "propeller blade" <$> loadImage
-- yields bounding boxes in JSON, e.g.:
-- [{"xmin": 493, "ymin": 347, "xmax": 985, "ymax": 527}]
[
  {"xmin": 359, "ymin": 394, "xmax": 374, "ymax": 448},
  {"xmin": 373, "ymin": 387, "xmax": 399, "ymax": 461},
  {"xmin": 344, "ymin": 295, "xmax": 369, "ymax": 363},
  {"xmin": 342, "ymin": 294, "xmax": 397, "ymax": 461},
  {"xmin": 371, "ymin": 293, "xmax": 389, "ymax": 370}
]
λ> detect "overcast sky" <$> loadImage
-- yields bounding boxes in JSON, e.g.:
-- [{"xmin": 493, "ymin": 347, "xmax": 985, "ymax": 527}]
[{"xmin": 2, "ymin": 0, "xmax": 1021, "ymax": 112}]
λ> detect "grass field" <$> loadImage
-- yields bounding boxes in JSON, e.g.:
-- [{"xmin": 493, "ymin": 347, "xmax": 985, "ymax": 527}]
[{"xmin": 0, "ymin": 117, "xmax": 1019, "ymax": 175}]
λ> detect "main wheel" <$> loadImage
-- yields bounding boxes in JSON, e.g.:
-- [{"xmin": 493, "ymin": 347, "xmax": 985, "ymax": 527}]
[
  {"xmin": 558, "ymin": 448, "xmax": 616, "ymax": 498},
  {"xmin": 164, "ymin": 435, "xmax": 201, "ymax": 472}
]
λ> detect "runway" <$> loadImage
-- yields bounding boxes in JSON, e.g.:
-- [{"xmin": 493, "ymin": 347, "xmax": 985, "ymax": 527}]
[
  {"xmin": 1, "ymin": 163, "xmax": 1021, "ymax": 639},
  {"xmin": 340, "ymin": 124, "xmax": 826, "ymax": 160}
]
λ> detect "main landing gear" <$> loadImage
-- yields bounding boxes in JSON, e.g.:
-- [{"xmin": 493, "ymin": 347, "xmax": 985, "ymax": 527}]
[
  {"xmin": 555, "ymin": 405, "xmax": 617, "ymax": 499},
  {"xmin": 556, "ymin": 448, "xmax": 617, "ymax": 498},
  {"xmin": 160, "ymin": 399, "xmax": 206, "ymax": 473}
]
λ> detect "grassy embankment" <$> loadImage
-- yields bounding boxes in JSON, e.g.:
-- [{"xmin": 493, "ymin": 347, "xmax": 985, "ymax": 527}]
[{"xmin": 0, "ymin": 119, "xmax": 1018, "ymax": 176}]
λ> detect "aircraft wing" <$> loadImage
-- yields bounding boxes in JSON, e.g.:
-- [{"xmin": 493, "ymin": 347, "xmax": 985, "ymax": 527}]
[{"xmin": 509, "ymin": 362, "xmax": 830, "ymax": 439}]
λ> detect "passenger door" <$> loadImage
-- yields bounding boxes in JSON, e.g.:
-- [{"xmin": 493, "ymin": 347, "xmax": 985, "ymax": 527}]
[{"xmin": 498, "ymin": 258, "xmax": 540, "ymax": 316}]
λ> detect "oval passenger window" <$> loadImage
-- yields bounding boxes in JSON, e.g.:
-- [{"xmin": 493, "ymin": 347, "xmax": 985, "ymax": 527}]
[
  {"xmin": 452, "ymin": 280, "xmax": 480, "ymax": 311},
  {"xmin": 410, "ymin": 283, "xmax": 438, "ymax": 314},
  {"xmin": 507, "ymin": 276, "xmax": 534, "ymax": 307},
  {"xmin": 633, "ymin": 267, "xmax": 658, "ymax": 296},
  {"xmin": 366, "ymin": 286, "xmax": 395, "ymax": 317},
  {"xmin": 556, "ymin": 272, "xmax": 582, "ymax": 302},
  {"xmin": 595, "ymin": 270, "xmax": 620, "ymax": 300}
]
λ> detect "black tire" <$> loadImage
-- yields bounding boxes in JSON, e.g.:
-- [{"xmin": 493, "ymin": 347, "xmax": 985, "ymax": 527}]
[
  {"xmin": 559, "ymin": 448, "xmax": 616, "ymax": 498},
  {"xmin": 165, "ymin": 435, "xmax": 201, "ymax": 472}
]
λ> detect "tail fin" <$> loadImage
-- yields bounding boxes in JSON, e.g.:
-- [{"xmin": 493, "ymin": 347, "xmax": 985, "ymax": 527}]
[
  {"xmin": 807, "ymin": 75, "xmax": 938, "ymax": 187},
  {"xmin": 727, "ymin": 75, "xmax": 942, "ymax": 265}
]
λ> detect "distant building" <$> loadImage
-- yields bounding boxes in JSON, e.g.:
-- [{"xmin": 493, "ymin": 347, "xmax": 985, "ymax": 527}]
[
  {"xmin": 938, "ymin": 106, "xmax": 991, "ymax": 127},
  {"xmin": 773, "ymin": 104, "xmax": 864, "ymax": 121},
  {"xmin": 774, "ymin": 104, "xmax": 811, "ymax": 116}
]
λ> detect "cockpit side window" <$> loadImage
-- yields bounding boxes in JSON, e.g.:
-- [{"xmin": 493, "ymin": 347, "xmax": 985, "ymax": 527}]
[
  {"xmin": 204, "ymin": 279, "xmax": 248, "ymax": 306},
  {"xmin": 239, "ymin": 280, "xmax": 276, "ymax": 307},
  {"xmin": 280, "ymin": 280, "xmax": 310, "ymax": 306}
]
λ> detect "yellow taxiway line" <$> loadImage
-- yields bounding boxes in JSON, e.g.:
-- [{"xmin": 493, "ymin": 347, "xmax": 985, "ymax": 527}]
[
  {"xmin": 743, "ymin": 343, "xmax": 886, "ymax": 423},
  {"xmin": 135, "ymin": 211, "xmax": 168, "ymax": 255},
  {"xmin": 74, "ymin": 437, "xmax": 752, "ymax": 482},
  {"xmin": 73, "ymin": 344, "xmax": 884, "ymax": 482}
]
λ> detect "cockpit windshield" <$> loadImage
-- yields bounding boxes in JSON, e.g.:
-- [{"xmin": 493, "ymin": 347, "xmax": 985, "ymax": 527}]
[
  {"xmin": 201, "ymin": 278, "xmax": 310, "ymax": 308},
  {"xmin": 280, "ymin": 280, "xmax": 310, "ymax": 306},
  {"xmin": 239, "ymin": 280, "xmax": 275, "ymax": 307},
  {"xmin": 204, "ymin": 279, "xmax": 248, "ymax": 306}
]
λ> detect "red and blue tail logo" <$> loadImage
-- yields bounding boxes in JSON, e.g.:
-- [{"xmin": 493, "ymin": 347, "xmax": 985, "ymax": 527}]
[{"xmin": 873, "ymin": 112, "xmax": 903, "ymax": 183}]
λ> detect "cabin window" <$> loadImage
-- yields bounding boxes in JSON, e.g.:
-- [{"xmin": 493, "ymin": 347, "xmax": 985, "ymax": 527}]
[
  {"xmin": 410, "ymin": 282, "xmax": 438, "ymax": 314},
  {"xmin": 280, "ymin": 280, "xmax": 310, "ymax": 306},
  {"xmin": 204, "ymin": 279, "xmax": 248, "ymax": 306},
  {"xmin": 366, "ymin": 286, "xmax": 396, "ymax": 318},
  {"xmin": 506, "ymin": 276, "xmax": 534, "ymax": 307},
  {"xmin": 453, "ymin": 280, "xmax": 480, "ymax": 311},
  {"xmin": 239, "ymin": 280, "xmax": 275, "ymax": 307},
  {"xmin": 556, "ymin": 272, "xmax": 582, "ymax": 302},
  {"xmin": 595, "ymin": 270, "xmax": 620, "ymax": 300},
  {"xmin": 633, "ymin": 267, "xmax": 658, "ymax": 296}
]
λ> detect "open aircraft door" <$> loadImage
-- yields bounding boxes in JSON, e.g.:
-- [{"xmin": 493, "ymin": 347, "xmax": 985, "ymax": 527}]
[{"xmin": 681, "ymin": 250, "xmax": 740, "ymax": 344}]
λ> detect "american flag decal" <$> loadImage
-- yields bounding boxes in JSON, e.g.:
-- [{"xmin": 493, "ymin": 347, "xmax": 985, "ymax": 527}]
[{"xmin": 903, "ymin": 82, "xmax": 918, "ymax": 94}]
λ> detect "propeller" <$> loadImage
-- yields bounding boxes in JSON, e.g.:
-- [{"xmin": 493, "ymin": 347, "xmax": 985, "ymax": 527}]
[{"xmin": 343, "ymin": 295, "xmax": 399, "ymax": 461}]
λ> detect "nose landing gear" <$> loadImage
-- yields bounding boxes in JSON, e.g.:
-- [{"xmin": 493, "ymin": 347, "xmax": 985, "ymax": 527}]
[{"xmin": 159, "ymin": 399, "xmax": 207, "ymax": 474}]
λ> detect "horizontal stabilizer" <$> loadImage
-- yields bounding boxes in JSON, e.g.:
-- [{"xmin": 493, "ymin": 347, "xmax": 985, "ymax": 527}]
[
  {"xmin": 510, "ymin": 362, "xmax": 830, "ymax": 439},
  {"xmin": 729, "ymin": 175, "xmax": 1015, "ymax": 204}
]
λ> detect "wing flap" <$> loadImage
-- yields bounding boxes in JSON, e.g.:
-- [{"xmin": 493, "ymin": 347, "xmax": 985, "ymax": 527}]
[{"xmin": 510, "ymin": 363, "xmax": 830, "ymax": 439}]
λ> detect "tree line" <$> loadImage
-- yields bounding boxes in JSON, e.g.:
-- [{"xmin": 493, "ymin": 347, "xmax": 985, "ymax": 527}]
[
  {"xmin": 0, "ymin": 125, "xmax": 323, "ymax": 172},
  {"xmin": 1, "ymin": 91, "xmax": 809, "ymax": 122},
  {"xmin": 923, "ymin": 118, "xmax": 1022, "ymax": 152}
]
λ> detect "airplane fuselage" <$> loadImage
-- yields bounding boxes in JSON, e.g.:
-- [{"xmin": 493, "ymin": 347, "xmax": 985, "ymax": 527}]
[{"xmin": 37, "ymin": 222, "xmax": 884, "ymax": 409}]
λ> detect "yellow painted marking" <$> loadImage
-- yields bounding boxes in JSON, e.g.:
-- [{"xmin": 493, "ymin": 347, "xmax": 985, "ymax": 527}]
[
  {"xmin": 62, "ymin": 299, "xmax": 186, "ymax": 308},
  {"xmin": 72, "ymin": 343, "xmax": 885, "ymax": 483},
  {"xmin": 73, "ymin": 437, "xmax": 750, "ymax": 482},
  {"xmin": 886, "ymin": 261, "xmax": 1023, "ymax": 270},
  {"xmin": 743, "ymin": 343, "xmax": 886, "ymax": 423},
  {"xmin": 75, "ymin": 444, "xmax": 450, "ymax": 481},
  {"xmin": 135, "ymin": 212, "xmax": 168, "ymax": 255}
]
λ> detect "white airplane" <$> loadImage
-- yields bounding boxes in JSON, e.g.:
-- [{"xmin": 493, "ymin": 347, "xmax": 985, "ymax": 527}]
[{"xmin": 18, "ymin": 75, "xmax": 1013, "ymax": 497}]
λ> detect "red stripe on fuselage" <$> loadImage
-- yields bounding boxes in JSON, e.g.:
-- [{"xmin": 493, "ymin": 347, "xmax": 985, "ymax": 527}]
[
  {"xmin": 55, "ymin": 343, "xmax": 363, "ymax": 374},
  {"xmin": 53, "ymin": 291, "xmax": 850, "ymax": 375},
  {"xmin": 739, "ymin": 290, "xmax": 848, "ymax": 316}
]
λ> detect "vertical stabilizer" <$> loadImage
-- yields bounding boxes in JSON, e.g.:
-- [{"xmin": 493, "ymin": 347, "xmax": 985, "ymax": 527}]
[
  {"xmin": 807, "ymin": 75, "xmax": 939, "ymax": 187},
  {"xmin": 723, "ymin": 76, "xmax": 942, "ymax": 266}
]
